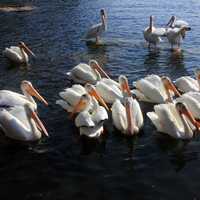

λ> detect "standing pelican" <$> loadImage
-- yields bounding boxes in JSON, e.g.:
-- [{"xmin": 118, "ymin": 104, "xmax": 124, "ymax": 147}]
[
  {"xmin": 147, "ymin": 102, "xmax": 200, "ymax": 139},
  {"xmin": 175, "ymin": 69, "xmax": 200, "ymax": 93},
  {"xmin": 56, "ymin": 84, "xmax": 109, "ymax": 113},
  {"xmin": 84, "ymin": 9, "xmax": 107, "ymax": 44},
  {"xmin": 0, "ymin": 103, "xmax": 48, "ymax": 141},
  {"xmin": 112, "ymin": 96, "xmax": 143, "ymax": 135},
  {"xmin": 0, "ymin": 80, "xmax": 48, "ymax": 110},
  {"xmin": 3, "ymin": 41, "xmax": 36, "ymax": 65},
  {"xmin": 143, "ymin": 16, "xmax": 166, "ymax": 48},
  {"xmin": 96, "ymin": 75, "xmax": 132, "ymax": 104},
  {"xmin": 132, "ymin": 75, "xmax": 181, "ymax": 103},
  {"xmin": 67, "ymin": 60, "xmax": 110, "ymax": 84},
  {"xmin": 73, "ymin": 94, "xmax": 108, "ymax": 138}
]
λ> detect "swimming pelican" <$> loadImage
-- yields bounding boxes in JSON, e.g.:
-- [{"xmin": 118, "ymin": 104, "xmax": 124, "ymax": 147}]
[
  {"xmin": 147, "ymin": 102, "xmax": 200, "ymax": 139},
  {"xmin": 175, "ymin": 92, "xmax": 200, "ymax": 120},
  {"xmin": 175, "ymin": 69, "xmax": 200, "ymax": 93},
  {"xmin": 96, "ymin": 75, "xmax": 132, "ymax": 104},
  {"xmin": 56, "ymin": 84, "xmax": 109, "ymax": 113},
  {"xmin": 84, "ymin": 9, "xmax": 107, "ymax": 44},
  {"xmin": 143, "ymin": 16, "xmax": 166, "ymax": 48},
  {"xmin": 0, "ymin": 103, "xmax": 48, "ymax": 141},
  {"xmin": 0, "ymin": 80, "xmax": 48, "ymax": 110},
  {"xmin": 3, "ymin": 41, "xmax": 36, "ymax": 65},
  {"xmin": 112, "ymin": 96, "xmax": 143, "ymax": 135},
  {"xmin": 73, "ymin": 94, "xmax": 108, "ymax": 138},
  {"xmin": 132, "ymin": 75, "xmax": 181, "ymax": 103},
  {"xmin": 67, "ymin": 60, "xmax": 110, "ymax": 84}
]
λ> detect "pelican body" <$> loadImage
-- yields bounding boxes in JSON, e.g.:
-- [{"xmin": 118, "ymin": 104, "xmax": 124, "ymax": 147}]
[
  {"xmin": 132, "ymin": 75, "xmax": 180, "ymax": 103},
  {"xmin": 175, "ymin": 69, "xmax": 200, "ymax": 93},
  {"xmin": 147, "ymin": 102, "xmax": 200, "ymax": 139},
  {"xmin": 0, "ymin": 81, "xmax": 48, "ymax": 111},
  {"xmin": 3, "ymin": 42, "xmax": 35, "ymax": 65},
  {"xmin": 67, "ymin": 60, "xmax": 110, "ymax": 85},
  {"xmin": 112, "ymin": 97, "xmax": 143, "ymax": 135},
  {"xmin": 84, "ymin": 9, "xmax": 107, "ymax": 44},
  {"xmin": 0, "ymin": 104, "xmax": 48, "ymax": 141}
]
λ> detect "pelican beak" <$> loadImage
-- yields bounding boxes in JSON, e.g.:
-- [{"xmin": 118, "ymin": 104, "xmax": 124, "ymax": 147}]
[
  {"xmin": 27, "ymin": 85, "xmax": 48, "ymax": 106},
  {"xmin": 88, "ymin": 88, "xmax": 109, "ymax": 111},
  {"xmin": 69, "ymin": 98, "xmax": 87, "ymax": 119},
  {"xmin": 22, "ymin": 43, "xmax": 36, "ymax": 58},
  {"xmin": 91, "ymin": 61, "xmax": 110, "ymax": 79},
  {"xmin": 162, "ymin": 77, "xmax": 181, "ymax": 102},
  {"xmin": 125, "ymin": 99, "xmax": 134, "ymax": 135},
  {"xmin": 180, "ymin": 107, "xmax": 200, "ymax": 130},
  {"xmin": 121, "ymin": 79, "xmax": 132, "ymax": 97},
  {"xmin": 31, "ymin": 111, "xmax": 49, "ymax": 137}
]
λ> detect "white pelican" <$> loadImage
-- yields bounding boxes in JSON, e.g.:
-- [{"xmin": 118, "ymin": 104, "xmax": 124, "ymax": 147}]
[
  {"xmin": 132, "ymin": 75, "xmax": 181, "ymax": 103},
  {"xmin": 3, "ymin": 41, "xmax": 36, "ymax": 65},
  {"xmin": 84, "ymin": 9, "xmax": 107, "ymax": 44},
  {"xmin": 147, "ymin": 102, "xmax": 200, "ymax": 139},
  {"xmin": 176, "ymin": 92, "xmax": 200, "ymax": 120},
  {"xmin": 175, "ymin": 69, "xmax": 200, "ymax": 93},
  {"xmin": 72, "ymin": 94, "xmax": 108, "ymax": 138},
  {"xmin": 112, "ymin": 97, "xmax": 143, "ymax": 135},
  {"xmin": 56, "ymin": 84, "xmax": 109, "ymax": 114},
  {"xmin": 143, "ymin": 16, "xmax": 166, "ymax": 48},
  {"xmin": 0, "ymin": 80, "xmax": 48, "ymax": 110},
  {"xmin": 96, "ymin": 75, "xmax": 132, "ymax": 104},
  {"xmin": 67, "ymin": 60, "xmax": 110, "ymax": 84},
  {"xmin": 0, "ymin": 103, "xmax": 48, "ymax": 141}
]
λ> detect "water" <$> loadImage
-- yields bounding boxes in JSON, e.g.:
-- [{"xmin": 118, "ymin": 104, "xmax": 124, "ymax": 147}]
[{"xmin": 0, "ymin": 0, "xmax": 200, "ymax": 199}]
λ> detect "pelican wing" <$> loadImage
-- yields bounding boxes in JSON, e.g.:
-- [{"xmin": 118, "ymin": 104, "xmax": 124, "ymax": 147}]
[{"xmin": 85, "ymin": 23, "xmax": 103, "ymax": 39}]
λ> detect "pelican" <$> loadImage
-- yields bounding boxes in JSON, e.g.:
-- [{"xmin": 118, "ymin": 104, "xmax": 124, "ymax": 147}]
[
  {"xmin": 96, "ymin": 75, "xmax": 132, "ymax": 104},
  {"xmin": 143, "ymin": 16, "xmax": 166, "ymax": 48},
  {"xmin": 175, "ymin": 69, "xmax": 200, "ymax": 93},
  {"xmin": 67, "ymin": 60, "xmax": 110, "ymax": 84},
  {"xmin": 112, "ymin": 96, "xmax": 143, "ymax": 135},
  {"xmin": 72, "ymin": 94, "xmax": 108, "ymax": 138},
  {"xmin": 84, "ymin": 9, "xmax": 107, "ymax": 44},
  {"xmin": 147, "ymin": 102, "xmax": 200, "ymax": 139},
  {"xmin": 0, "ymin": 103, "xmax": 48, "ymax": 141},
  {"xmin": 175, "ymin": 92, "xmax": 200, "ymax": 120},
  {"xmin": 56, "ymin": 84, "xmax": 109, "ymax": 114},
  {"xmin": 3, "ymin": 41, "xmax": 36, "ymax": 65},
  {"xmin": 132, "ymin": 75, "xmax": 181, "ymax": 103},
  {"xmin": 0, "ymin": 80, "xmax": 48, "ymax": 110}
]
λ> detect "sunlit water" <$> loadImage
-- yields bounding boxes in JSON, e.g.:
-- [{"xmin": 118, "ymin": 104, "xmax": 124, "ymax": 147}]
[{"xmin": 0, "ymin": 0, "xmax": 200, "ymax": 199}]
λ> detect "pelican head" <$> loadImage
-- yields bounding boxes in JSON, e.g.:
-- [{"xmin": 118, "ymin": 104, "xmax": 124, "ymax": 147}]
[
  {"xmin": 85, "ymin": 83, "xmax": 109, "ymax": 111},
  {"xmin": 161, "ymin": 76, "xmax": 181, "ymax": 101},
  {"xmin": 89, "ymin": 60, "xmax": 110, "ymax": 79},
  {"xmin": 21, "ymin": 81, "xmax": 48, "ymax": 106},
  {"xmin": 24, "ymin": 103, "xmax": 48, "ymax": 137},
  {"xmin": 18, "ymin": 41, "xmax": 36, "ymax": 58},
  {"xmin": 119, "ymin": 75, "xmax": 132, "ymax": 97},
  {"xmin": 125, "ymin": 97, "xmax": 135, "ymax": 135},
  {"xmin": 100, "ymin": 9, "xmax": 106, "ymax": 19},
  {"xmin": 175, "ymin": 102, "xmax": 200, "ymax": 130},
  {"xmin": 69, "ymin": 94, "xmax": 91, "ymax": 119}
]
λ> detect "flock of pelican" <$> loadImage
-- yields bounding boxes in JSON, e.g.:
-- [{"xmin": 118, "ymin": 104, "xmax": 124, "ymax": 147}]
[{"xmin": 0, "ymin": 9, "xmax": 196, "ymax": 142}]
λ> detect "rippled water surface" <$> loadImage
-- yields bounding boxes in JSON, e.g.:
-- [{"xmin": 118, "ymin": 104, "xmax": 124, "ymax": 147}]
[{"xmin": 0, "ymin": 0, "xmax": 200, "ymax": 199}]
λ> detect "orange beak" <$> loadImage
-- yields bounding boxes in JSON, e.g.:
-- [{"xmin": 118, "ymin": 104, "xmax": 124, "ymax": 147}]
[
  {"xmin": 121, "ymin": 79, "xmax": 132, "ymax": 97},
  {"xmin": 181, "ymin": 108, "xmax": 200, "ymax": 130},
  {"xmin": 92, "ymin": 62, "xmax": 110, "ymax": 79},
  {"xmin": 22, "ymin": 43, "xmax": 36, "ymax": 58},
  {"xmin": 27, "ymin": 85, "xmax": 48, "ymax": 106},
  {"xmin": 125, "ymin": 100, "xmax": 134, "ymax": 135},
  {"xmin": 31, "ymin": 111, "xmax": 49, "ymax": 137},
  {"xmin": 69, "ymin": 98, "xmax": 87, "ymax": 119},
  {"xmin": 88, "ymin": 88, "xmax": 109, "ymax": 111}
]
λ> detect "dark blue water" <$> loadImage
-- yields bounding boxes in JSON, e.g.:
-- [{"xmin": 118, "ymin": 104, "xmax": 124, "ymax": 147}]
[{"xmin": 0, "ymin": 0, "xmax": 200, "ymax": 199}]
